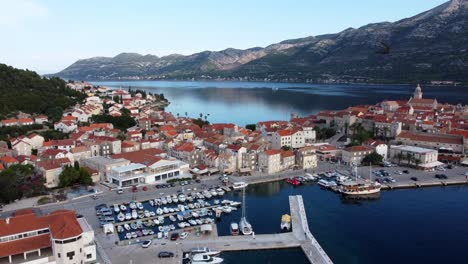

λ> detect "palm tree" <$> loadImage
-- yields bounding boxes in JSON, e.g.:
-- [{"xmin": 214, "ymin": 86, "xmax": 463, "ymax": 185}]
[
  {"xmin": 176, "ymin": 113, "xmax": 180, "ymax": 118},
  {"xmin": 406, "ymin": 153, "xmax": 413, "ymax": 166},
  {"xmin": 396, "ymin": 153, "xmax": 404, "ymax": 165},
  {"xmin": 199, "ymin": 113, "xmax": 203, "ymax": 119},
  {"xmin": 414, "ymin": 158, "xmax": 421, "ymax": 169},
  {"xmin": 185, "ymin": 112, "xmax": 188, "ymax": 117}
]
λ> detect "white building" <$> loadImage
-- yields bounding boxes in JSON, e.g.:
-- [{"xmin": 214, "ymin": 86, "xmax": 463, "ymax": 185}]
[
  {"xmin": 108, "ymin": 159, "xmax": 188, "ymax": 187},
  {"xmin": 258, "ymin": 149, "xmax": 282, "ymax": 174},
  {"xmin": 341, "ymin": 146, "xmax": 374, "ymax": 166},
  {"xmin": 0, "ymin": 209, "xmax": 96, "ymax": 264},
  {"xmin": 389, "ymin": 145, "xmax": 442, "ymax": 170},
  {"xmin": 364, "ymin": 139, "xmax": 388, "ymax": 160}
]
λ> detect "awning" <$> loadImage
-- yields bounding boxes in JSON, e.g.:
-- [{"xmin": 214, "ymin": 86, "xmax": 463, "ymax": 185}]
[{"xmin": 418, "ymin": 161, "xmax": 444, "ymax": 168}]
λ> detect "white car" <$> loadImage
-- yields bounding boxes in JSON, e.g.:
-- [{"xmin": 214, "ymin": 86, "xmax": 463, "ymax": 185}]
[
  {"xmin": 141, "ymin": 240, "xmax": 152, "ymax": 248},
  {"xmin": 180, "ymin": 232, "xmax": 189, "ymax": 240}
]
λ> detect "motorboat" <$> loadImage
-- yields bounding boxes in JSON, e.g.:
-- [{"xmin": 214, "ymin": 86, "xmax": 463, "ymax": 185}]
[
  {"xmin": 114, "ymin": 204, "xmax": 120, "ymax": 213},
  {"xmin": 131, "ymin": 210, "xmax": 138, "ymax": 219},
  {"xmin": 232, "ymin": 181, "xmax": 248, "ymax": 190},
  {"xmin": 191, "ymin": 253, "xmax": 224, "ymax": 264},
  {"xmin": 286, "ymin": 178, "xmax": 300, "ymax": 186},
  {"xmin": 144, "ymin": 210, "xmax": 150, "ymax": 218},
  {"xmin": 202, "ymin": 190, "xmax": 212, "ymax": 199},
  {"xmin": 120, "ymin": 204, "xmax": 127, "ymax": 211},
  {"xmin": 149, "ymin": 200, "xmax": 154, "ymax": 207},
  {"xmin": 124, "ymin": 223, "xmax": 131, "ymax": 231},
  {"xmin": 117, "ymin": 212, "xmax": 125, "ymax": 222},
  {"xmin": 125, "ymin": 213, "xmax": 132, "ymax": 220},
  {"xmin": 129, "ymin": 202, "xmax": 136, "ymax": 210},
  {"xmin": 117, "ymin": 225, "xmax": 124, "ymax": 233},
  {"xmin": 280, "ymin": 214, "xmax": 291, "ymax": 231},
  {"xmin": 318, "ymin": 179, "xmax": 337, "ymax": 188},
  {"xmin": 163, "ymin": 207, "xmax": 169, "ymax": 214},
  {"xmin": 216, "ymin": 188, "xmax": 225, "ymax": 196},
  {"xmin": 156, "ymin": 208, "xmax": 163, "ymax": 215},
  {"xmin": 230, "ymin": 222, "xmax": 239, "ymax": 236},
  {"xmin": 136, "ymin": 202, "xmax": 144, "ymax": 210},
  {"xmin": 178, "ymin": 194, "xmax": 186, "ymax": 202},
  {"xmin": 190, "ymin": 247, "xmax": 221, "ymax": 256},
  {"xmin": 169, "ymin": 215, "xmax": 176, "ymax": 222},
  {"xmin": 210, "ymin": 189, "xmax": 218, "ymax": 197}
]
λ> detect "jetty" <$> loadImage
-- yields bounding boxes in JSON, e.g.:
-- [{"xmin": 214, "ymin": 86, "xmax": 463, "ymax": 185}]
[{"xmin": 177, "ymin": 195, "xmax": 333, "ymax": 264}]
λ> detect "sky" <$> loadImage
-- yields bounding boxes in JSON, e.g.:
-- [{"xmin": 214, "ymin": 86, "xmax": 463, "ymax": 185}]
[{"xmin": 0, "ymin": 0, "xmax": 448, "ymax": 74}]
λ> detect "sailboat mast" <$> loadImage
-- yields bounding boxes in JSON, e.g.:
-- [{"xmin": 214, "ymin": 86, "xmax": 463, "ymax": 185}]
[{"xmin": 242, "ymin": 187, "xmax": 246, "ymax": 218}]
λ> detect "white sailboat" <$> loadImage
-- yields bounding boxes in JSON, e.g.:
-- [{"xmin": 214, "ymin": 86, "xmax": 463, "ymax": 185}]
[{"xmin": 238, "ymin": 186, "xmax": 253, "ymax": 235}]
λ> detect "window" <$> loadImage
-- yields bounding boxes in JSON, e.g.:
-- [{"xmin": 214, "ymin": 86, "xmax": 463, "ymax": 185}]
[
  {"xmin": 66, "ymin": 251, "xmax": 75, "ymax": 260},
  {"xmin": 87, "ymin": 254, "xmax": 92, "ymax": 259},
  {"xmin": 58, "ymin": 253, "xmax": 61, "ymax": 258}
]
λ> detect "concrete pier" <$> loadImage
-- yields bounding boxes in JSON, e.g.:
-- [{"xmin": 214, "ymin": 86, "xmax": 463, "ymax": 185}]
[{"xmin": 175, "ymin": 195, "xmax": 333, "ymax": 263}]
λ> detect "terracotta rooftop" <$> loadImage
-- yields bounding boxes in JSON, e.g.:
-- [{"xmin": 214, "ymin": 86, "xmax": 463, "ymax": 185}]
[
  {"xmin": 263, "ymin": 149, "xmax": 282, "ymax": 156},
  {"xmin": 397, "ymin": 131, "xmax": 463, "ymax": 145},
  {"xmin": 112, "ymin": 148, "xmax": 164, "ymax": 165},
  {"xmin": 345, "ymin": 146, "xmax": 373, "ymax": 152}
]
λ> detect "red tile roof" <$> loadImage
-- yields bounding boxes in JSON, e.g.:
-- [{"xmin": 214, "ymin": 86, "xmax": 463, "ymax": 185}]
[
  {"xmin": 263, "ymin": 149, "xmax": 282, "ymax": 156},
  {"xmin": 345, "ymin": 146, "xmax": 373, "ymax": 152},
  {"xmin": 281, "ymin": 150, "xmax": 295, "ymax": 158},
  {"xmin": 0, "ymin": 156, "xmax": 18, "ymax": 164},
  {"xmin": 112, "ymin": 148, "xmax": 164, "ymax": 164},
  {"xmin": 397, "ymin": 131, "xmax": 463, "ymax": 145},
  {"xmin": 0, "ymin": 209, "xmax": 82, "ymax": 257}
]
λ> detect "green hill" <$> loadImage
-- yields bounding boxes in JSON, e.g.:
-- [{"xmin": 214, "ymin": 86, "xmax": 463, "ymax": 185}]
[{"xmin": 0, "ymin": 63, "xmax": 85, "ymax": 121}]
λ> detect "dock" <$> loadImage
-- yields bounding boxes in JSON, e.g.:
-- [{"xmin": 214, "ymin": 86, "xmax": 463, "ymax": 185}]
[{"xmin": 177, "ymin": 195, "xmax": 333, "ymax": 263}]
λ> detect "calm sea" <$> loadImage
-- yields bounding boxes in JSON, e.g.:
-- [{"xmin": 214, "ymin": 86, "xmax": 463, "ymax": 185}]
[{"xmin": 92, "ymin": 80, "xmax": 468, "ymax": 126}]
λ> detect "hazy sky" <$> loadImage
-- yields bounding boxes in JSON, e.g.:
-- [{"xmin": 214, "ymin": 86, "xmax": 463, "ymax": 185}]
[{"xmin": 0, "ymin": 0, "xmax": 447, "ymax": 74}]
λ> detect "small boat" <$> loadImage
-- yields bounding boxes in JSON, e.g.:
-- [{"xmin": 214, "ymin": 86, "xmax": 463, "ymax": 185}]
[
  {"xmin": 187, "ymin": 195, "xmax": 194, "ymax": 202},
  {"xmin": 149, "ymin": 211, "xmax": 156, "ymax": 217},
  {"xmin": 232, "ymin": 181, "xmax": 248, "ymax": 190},
  {"xmin": 117, "ymin": 212, "xmax": 125, "ymax": 222},
  {"xmin": 149, "ymin": 200, "xmax": 154, "ymax": 207},
  {"xmin": 156, "ymin": 208, "xmax": 163, "ymax": 215},
  {"xmin": 169, "ymin": 208, "xmax": 175, "ymax": 213},
  {"xmin": 131, "ymin": 232, "xmax": 137, "ymax": 238},
  {"xmin": 173, "ymin": 197, "xmax": 179, "ymax": 203},
  {"xmin": 213, "ymin": 199, "xmax": 220, "ymax": 205},
  {"xmin": 117, "ymin": 225, "xmax": 124, "ymax": 233},
  {"xmin": 190, "ymin": 247, "xmax": 221, "ymax": 256},
  {"xmin": 130, "ymin": 222, "xmax": 137, "ymax": 230},
  {"xmin": 136, "ymin": 202, "xmax": 144, "ymax": 210},
  {"xmin": 191, "ymin": 253, "xmax": 224, "ymax": 264},
  {"xmin": 114, "ymin": 204, "xmax": 120, "ymax": 213},
  {"xmin": 203, "ymin": 191, "xmax": 212, "ymax": 199},
  {"xmin": 215, "ymin": 209, "xmax": 222, "ymax": 219},
  {"xmin": 125, "ymin": 213, "xmax": 132, "ymax": 220},
  {"xmin": 131, "ymin": 210, "xmax": 138, "ymax": 219},
  {"xmin": 161, "ymin": 198, "xmax": 167, "ymax": 205},
  {"xmin": 239, "ymin": 187, "xmax": 253, "ymax": 235},
  {"xmin": 179, "ymin": 194, "xmax": 186, "ymax": 202},
  {"xmin": 189, "ymin": 219, "xmax": 197, "ymax": 226},
  {"xmin": 318, "ymin": 179, "xmax": 337, "ymax": 188},
  {"xmin": 157, "ymin": 232, "xmax": 163, "ymax": 239},
  {"xmin": 125, "ymin": 233, "xmax": 132, "ymax": 239},
  {"xmin": 120, "ymin": 204, "xmax": 127, "ymax": 211},
  {"xmin": 210, "ymin": 189, "xmax": 218, "ymax": 197},
  {"xmin": 144, "ymin": 210, "xmax": 150, "ymax": 218},
  {"xmin": 196, "ymin": 219, "xmax": 203, "ymax": 225},
  {"xmin": 163, "ymin": 207, "xmax": 169, "ymax": 214},
  {"xmin": 124, "ymin": 223, "xmax": 131, "ymax": 231},
  {"xmin": 286, "ymin": 178, "xmax": 301, "ymax": 186},
  {"xmin": 216, "ymin": 188, "xmax": 225, "ymax": 196},
  {"xmin": 169, "ymin": 215, "xmax": 176, "ymax": 222},
  {"xmin": 280, "ymin": 214, "xmax": 291, "ymax": 231},
  {"xmin": 153, "ymin": 219, "xmax": 160, "ymax": 225},
  {"xmin": 129, "ymin": 202, "xmax": 136, "ymax": 210}
]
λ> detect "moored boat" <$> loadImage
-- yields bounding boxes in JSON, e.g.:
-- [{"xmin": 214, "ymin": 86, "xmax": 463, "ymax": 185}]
[
  {"xmin": 280, "ymin": 214, "xmax": 291, "ymax": 231},
  {"xmin": 230, "ymin": 222, "xmax": 239, "ymax": 236}
]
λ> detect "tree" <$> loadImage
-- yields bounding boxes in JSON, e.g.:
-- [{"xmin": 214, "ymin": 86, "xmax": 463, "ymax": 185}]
[
  {"xmin": 396, "ymin": 153, "xmax": 404, "ymax": 165},
  {"xmin": 405, "ymin": 153, "xmax": 414, "ymax": 166},
  {"xmin": 414, "ymin": 158, "xmax": 422, "ymax": 168},
  {"xmin": 362, "ymin": 152, "xmax": 384, "ymax": 166},
  {"xmin": 59, "ymin": 165, "xmax": 92, "ymax": 188},
  {"xmin": 281, "ymin": 145, "xmax": 292, "ymax": 151},
  {"xmin": 246, "ymin": 124, "xmax": 256, "ymax": 131}
]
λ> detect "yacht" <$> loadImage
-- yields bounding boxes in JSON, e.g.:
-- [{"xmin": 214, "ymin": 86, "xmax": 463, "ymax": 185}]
[
  {"xmin": 230, "ymin": 222, "xmax": 239, "ymax": 236},
  {"xmin": 191, "ymin": 254, "xmax": 224, "ymax": 264},
  {"xmin": 340, "ymin": 164, "xmax": 381, "ymax": 195},
  {"xmin": 318, "ymin": 179, "xmax": 337, "ymax": 188},
  {"xmin": 280, "ymin": 214, "xmax": 291, "ymax": 231},
  {"xmin": 239, "ymin": 187, "xmax": 253, "ymax": 235},
  {"xmin": 232, "ymin": 181, "xmax": 248, "ymax": 190},
  {"xmin": 190, "ymin": 247, "xmax": 221, "ymax": 256},
  {"xmin": 340, "ymin": 180, "xmax": 381, "ymax": 195}
]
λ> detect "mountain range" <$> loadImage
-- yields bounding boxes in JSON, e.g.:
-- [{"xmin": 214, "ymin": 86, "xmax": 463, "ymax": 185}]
[{"xmin": 54, "ymin": 0, "xmax": 468, "ymax": 84}]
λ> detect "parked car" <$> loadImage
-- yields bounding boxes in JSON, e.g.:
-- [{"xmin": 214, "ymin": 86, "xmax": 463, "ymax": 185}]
[
  {"xmin": 410, "ymin": 177, "xmax": 418, "ymax": 181},
  {"xmin": 170, "ymin": 233, "xmax": 179, "ymax": 241},
  {"xmin": 158, "ymin": 251, "xmax": 174, "ymax": 258},
  {"xmin": 116, "ymin": 188, "xmax": 123, "ymax": 194},
  {"xmin": 180, "ymin": 232, "xmax": 189, "ymax": 240},
  {"xmin": 394, "ymin": 171, "xmax": 403, "ymax": 175},
  {"xmin": 95, "ymin": 204, "xmax": 107, "ymax": 210},
  {"xmin": 402, "ymin": 170, "xmax": 410, "ymax": 174},
  {"xmin": 142, "ymin": 186, "xmax": 148, "ymax": 191},
  {"xmin": 435, "ymin": 174, "xmax": 448, "ymax": 179},
  {"xmin": 142, "ymin": 240, "xmax": 152, "ymax": 248}
]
